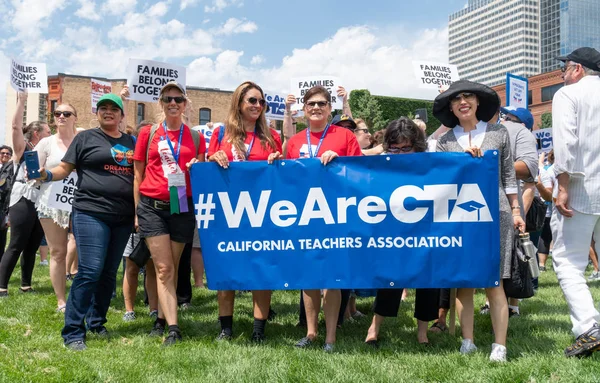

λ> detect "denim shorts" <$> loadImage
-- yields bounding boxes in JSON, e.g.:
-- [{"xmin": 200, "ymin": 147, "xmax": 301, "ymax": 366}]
[{"xmin": 137, "ymin": 196, "xmax": 195, "ymax": 244}]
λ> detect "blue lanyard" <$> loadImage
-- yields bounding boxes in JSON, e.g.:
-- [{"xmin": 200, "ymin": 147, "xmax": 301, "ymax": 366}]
[
  {"xmin": 306, "ymin": 124, "xmax": 330, "ymax": 158},
  {"xmin": 162, "ymin": 122, "xmax": 184, "ymax": 164},
  {"xmin": 246, "ymin": 128, "xmax": 256, "ymax": 158}
]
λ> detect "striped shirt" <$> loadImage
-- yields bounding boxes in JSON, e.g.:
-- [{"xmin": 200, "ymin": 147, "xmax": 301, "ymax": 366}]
[{"xmin": 552, "ymin": 75, "xmax": 600, "ymax": 214}]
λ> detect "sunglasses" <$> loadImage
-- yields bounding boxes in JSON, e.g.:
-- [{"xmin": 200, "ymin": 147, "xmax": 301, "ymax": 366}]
[
  {"xmin": 306, "ymin": 101, "xmax": 329, "ymax": 108},
  {"xmin": 54, "ymin": 111, "xmax": 74, "ymax": 118},
  {"xmin": 162, "ymin": 96, "xmax": 186, "ymax": 104},
  {"xmin": 354, "ymin": 128, "xmax": 369, "ymax": 134},
  {"xmin": 246, "ymin": 97, "xmax": 266, "ymax": 107},
  {"xmin": 561, "ymin": 64, "xmax": 577, "ymax": 73},
  {"xmin": 0, "ymin": 152, "xmax": 11, "ymax": 156},
  {"xmin": 450, "ymin": 92, "xmax": 476, "ymax": 103},
  {"xmin": 388, "ymin": 145, "xmax": 413, "ymax": 153}
]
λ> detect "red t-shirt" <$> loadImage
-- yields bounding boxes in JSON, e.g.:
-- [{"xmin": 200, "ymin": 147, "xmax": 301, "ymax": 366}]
[
  {"xmin": 285, "ymin": 124, "xmax": 363, "ymax": 159},
  {"xmin": 133, "ymin": 124, "xmax": 206, "ymax": 201},
  {"xmin": 207, "ymin": 127, "xmax": 283, "ymax": 161}
]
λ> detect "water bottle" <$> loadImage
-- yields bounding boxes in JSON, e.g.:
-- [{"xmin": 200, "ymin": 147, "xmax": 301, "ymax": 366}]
[{"xmin": 520, "ymin": 233, "xmax": 540, "ymax": 279}]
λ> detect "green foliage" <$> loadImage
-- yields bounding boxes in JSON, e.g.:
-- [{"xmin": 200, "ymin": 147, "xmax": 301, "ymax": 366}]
[
  {"xmin": 347, "ymin": 89, "xmax": 385, "ymax": 132},
  {"xmin": 539, "ymin": 112, "xmax": 552, "ymax": 129}
]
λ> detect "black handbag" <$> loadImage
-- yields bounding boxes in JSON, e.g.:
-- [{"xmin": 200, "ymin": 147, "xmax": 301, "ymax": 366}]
[
  {"xmin": 525, "ymin": 196, "xmax": 547, "ymax": 232},
  {"xmin": 129, "ymin": 236, "xmax": 151, "ymax": 268},
  {"xmin": 504, "ymin": 229, "xmax": 534, "ymax": 299}
]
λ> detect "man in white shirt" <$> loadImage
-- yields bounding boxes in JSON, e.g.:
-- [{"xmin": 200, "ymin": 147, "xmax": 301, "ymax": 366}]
[{"xmin": 551, "ymin": 47, "xmax": 600, "ymax": 358}]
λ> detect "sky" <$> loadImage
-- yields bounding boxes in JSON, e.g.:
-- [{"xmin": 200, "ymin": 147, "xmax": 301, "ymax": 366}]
[{"xmin": 0, "ymin": 0, "xmax": 469, "ymax": 141}]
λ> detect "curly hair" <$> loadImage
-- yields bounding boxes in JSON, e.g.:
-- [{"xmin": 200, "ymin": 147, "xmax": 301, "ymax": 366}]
[{"xmin": 383, "ymin": 117, "xmax": 427, "ymax": 153}]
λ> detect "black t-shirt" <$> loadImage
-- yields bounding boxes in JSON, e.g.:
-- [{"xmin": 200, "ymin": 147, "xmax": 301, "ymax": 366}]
[{"xmin": 63, "ymin": 128, "xmax": 135, "ymax": 216}]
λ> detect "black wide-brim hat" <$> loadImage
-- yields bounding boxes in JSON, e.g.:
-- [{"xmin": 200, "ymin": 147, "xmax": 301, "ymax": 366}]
[{"xmin": 433, "ymin": 80, "xmax": 500, "ymax": 128}]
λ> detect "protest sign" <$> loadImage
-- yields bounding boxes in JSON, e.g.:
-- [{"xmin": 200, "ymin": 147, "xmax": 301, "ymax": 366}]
[
  {"xmin": 264, "ymin": 91, "xmax": 287, "ymax": 121},
  {"xmin": 47, "ymin": 173, "xmax": 78, "ymax": 213},
  {"xmin": 10, "ymin": 58, "xmax": 48, "ymax": 93},
  {"xmin": 506, "ymin": 73, "xmax": 528, "ymax": 109},
  {"xmin": 534, "ymin": 128, "xmax": 553, "ymax": 154},
  {"xmin": 91, "ymin": 79, "xmax": 112, "ymax": 113},
  {"xmin": 413, "ymin": 61, "xmax": 460, "ymax": 90},
  {"xmin": 191, "ymin": 123, "xmax": 224, "ymax": 148},
  {"xmin": 290, "ymin": 76, "xmax": 343, "ymax": 111},
  {"xmin": 127, "ymin": 59, "xmax": 186, "ymax": 102},
  {"xmin": 191, "ymin": 152, "xmax": 500, "ymax": 290}
]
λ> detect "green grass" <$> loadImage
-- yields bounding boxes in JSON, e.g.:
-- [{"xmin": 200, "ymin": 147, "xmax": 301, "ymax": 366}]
[{"xmin": 1, "ymin": 259, "xmax": 599, "ymax": 383}]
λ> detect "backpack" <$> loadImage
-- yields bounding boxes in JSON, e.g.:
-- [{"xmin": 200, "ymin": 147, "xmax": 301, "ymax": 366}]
[{"xmin": 145, "ymin": 124, "xmax": 201, "ymax": 164}]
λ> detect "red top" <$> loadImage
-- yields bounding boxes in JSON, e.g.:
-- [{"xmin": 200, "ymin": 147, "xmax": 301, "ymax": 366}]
[
  {"xmin": 133, "ymin": 124, "xmax": 206, "ymax": 201},
  {"xmin": 285, "ymin": 124, "xmax": 363, "ymax": 159},
  {"xmin": 207, "ymin": 127, "xmax": 283, "ymax": 161}
]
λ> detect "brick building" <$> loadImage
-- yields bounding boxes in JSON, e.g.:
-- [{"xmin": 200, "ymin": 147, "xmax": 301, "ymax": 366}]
[
  {"xmin": 47, "ymin": 73, "xmax": 232, "ymax": 130},
  {"xmin": 492, "ymin": 69, "xmax": 563, "ymax": 129}
]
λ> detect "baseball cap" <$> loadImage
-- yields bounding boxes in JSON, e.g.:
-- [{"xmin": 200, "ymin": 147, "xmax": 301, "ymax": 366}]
[
  {"xmin": 557, "ymin": 47, "xmax": 600, "ymax": 71},
  {"xmin": 331, "ymin": 114, "xmax": 357, "ymax": 130},
  {"xmin": 500, "ymin": 106, "xmax": 534, "ymax": 130},
  {"xmin": 160, "ymin": 81, "xmax": 186, "ymax": 96},
  {"xmin": 96, "ymin": 93, "xmax": 124, "ymax": 114}
]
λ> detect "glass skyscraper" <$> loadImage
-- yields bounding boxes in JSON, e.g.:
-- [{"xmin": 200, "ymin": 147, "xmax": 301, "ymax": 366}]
[{"xmin": 541, "ymin": 0, "xmax": 600, "ymax": 72}]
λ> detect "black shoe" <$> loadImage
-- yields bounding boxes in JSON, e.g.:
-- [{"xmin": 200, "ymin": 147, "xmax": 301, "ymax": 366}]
[
  {"xmin": 19, "ymin": 287, "xmax": 35, "ymax": 294},
  {"xmin": 216, "ymin": 329, "xmax": 232, "ymax": 341},
  {"xmin": 65, "ymin": 340, "xmax": 87, "ymax": 351},
  {"xmin": 251, "ymin": 332, "xmax": 266, "ymax": 343},
  {"xmin": 365, "ymin": 339, "xmax": 379, "ymax": 348},
  {"xmin": 163, "ymin": 330, "xmax": 182, "ymax": 346},
  {"xmin": 89, "ymin": 326, "xmax": 109, "ymax": 338},
  {"xmin": 267, "ymin": 308, "xmax": 277, "ymax": 322},
  {"xmin": 480, "ymin": 304, "xmax": 490, "ymax": 315},
  {"xmin": 565, "ymin": 324, "xmax": 600, "ymax": 358},
  {"xmin": 508, "ymin": 308, "xmax": 520, "ymax": 318},
  {"xmin": 149, "ymin": 322, "xmax": 165, "ymax": 337},
  {"xmin": 295, "ymin": 336, "xmax": 313, "ymax": 349},
  {"xmin": 539, "ymin": 266, "xmax": 546, "ymax": 272},
  {"xmin": 0, "ymin": 291, "xmax": 7, "ymax": 298}
]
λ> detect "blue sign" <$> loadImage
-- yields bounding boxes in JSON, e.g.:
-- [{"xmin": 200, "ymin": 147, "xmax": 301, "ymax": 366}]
[
  {"xmin": 190, "ymin": 152, "xmax": 501, "ymax": 290},
  {"xmin": 506, "ymin": 73, "xmax": 529, "ymax": 109}
]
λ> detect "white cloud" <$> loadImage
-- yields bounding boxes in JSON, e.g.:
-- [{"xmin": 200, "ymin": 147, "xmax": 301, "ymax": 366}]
[
  {"xmin": 204, "ymin": 0, "xmax": 242, "ymax": 13},
  {"xmin": 75, "ymin": 0, "xmax": 100, "ymax": 21},
  {"xmin": 101, "ymin": 0, "xmax": 137, "ymax": 15},
  {"xmin": 179, "ymin": 0, "xmax": 198, "ymax": 10},
  {"xmin": 215, "ymin": 17, "xmax": 257, "ymax": 35},
  {"xmin": 147, "ymin": 1, "xmax": 169, "ymax": 17},
  {"xmin": 64, "ymin": 26, "xmax": 98, "ymax": 48},
  {"xmin": 250, "ymin": 55, "xmax": 264, "ymax": 65},
  {"xmin": 10, "ymin": 0, "xmax": 67, "ymax": 39}
]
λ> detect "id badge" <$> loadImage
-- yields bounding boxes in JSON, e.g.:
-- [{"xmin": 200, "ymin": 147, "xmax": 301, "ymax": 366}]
[{"xmin": 167, "ymin": 172, "xmax": 186, "ymax": 188}]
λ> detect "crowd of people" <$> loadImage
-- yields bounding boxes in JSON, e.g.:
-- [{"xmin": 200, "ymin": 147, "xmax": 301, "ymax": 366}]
[{"xmin": 0, "ymin": 46, "xmax": 599, "ymax": 362}]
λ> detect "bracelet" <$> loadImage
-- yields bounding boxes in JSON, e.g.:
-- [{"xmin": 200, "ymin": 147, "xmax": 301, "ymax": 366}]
[{"xmin": 45, "ymin": 170, "xmax": 53, "ymax": 183}]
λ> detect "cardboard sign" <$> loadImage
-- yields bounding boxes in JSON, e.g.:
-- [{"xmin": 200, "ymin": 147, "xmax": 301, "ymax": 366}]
[
  {"xmin": 47, "ymin": 173, "xmax": 78, "ymax": 213},
  {"xmin": 413, "ymin": 61, "xmax": 460, "ymax": 90},
  {"xmin": 91, "ymin": 79, "xmax": 112, "ymax": 113},
  {"xmin": 534, "ymin": 128, "xmax": 553, "ymax": 154},
  {"xmin": 10, "ymin": 58, "xmax": 48, "ymax": 93},
  {"xmin": 264, "ymin": 91, "xmax": 287, "ymax": 121},
  {"xmin": 127, "ymin": 59, "xmax": 186, "ymax": 102},
  {"xmin": 506, "ymin": 73, "xmax": 528, "ymax": 109},
  {"xmin": 290, "ymin": 76, "xmax": 343, "ymax": 111}
]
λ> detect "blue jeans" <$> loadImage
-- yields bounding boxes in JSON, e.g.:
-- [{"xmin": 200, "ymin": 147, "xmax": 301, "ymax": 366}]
[{"xmin": 62, "ymin": 209, "xmax": 133, "ymax": 345}]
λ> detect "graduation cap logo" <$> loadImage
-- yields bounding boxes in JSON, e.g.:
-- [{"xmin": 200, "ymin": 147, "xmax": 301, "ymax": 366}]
[{"xmin": 456, "ymin": 200, "xmax": 486, "ymax": 221}]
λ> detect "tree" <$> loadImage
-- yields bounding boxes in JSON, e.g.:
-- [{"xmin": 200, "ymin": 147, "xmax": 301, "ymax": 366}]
[
  {"xmin": 348, "ymin": 89, "xmax": 386, "ymax": 132},
  {"xmin": 538, "ymin": 112, "xmax": 552, "ymax": 129}
]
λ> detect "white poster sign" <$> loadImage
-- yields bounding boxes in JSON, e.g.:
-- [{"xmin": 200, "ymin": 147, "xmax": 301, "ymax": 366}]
[
  {"xmin": 534, "ymin": 128, "xmax": 553, "ymax": 154},
  {"xmin": 264, "ymin": 91, "xmax": 287, "ymax": 121},
  {"xmin": 192, "ymin": 123, "xmax": 224, "ymax": 149},
  {"xmin": 506, "ymin": 73, "xmax": 528, "ymax": 109},
  {"xmin": 412, "ymin": 61, "xmax": 460, "ymax": 90},
  {"xmin": 47, "ymin": 173, "xmax": 78, "ymax": 213},
  {"xmin": 10, "ymin": 58, "xmax": 48, "ymax": 93},
  {"xmin": 289, "ymin": 76, "xmax": 343, "ymax": 111},
  {"xmin": 127, "ymin": 59, "xmax": 186, "ymax": 102},
  {"xmin": 91, "ymin": 79, "xmax": 112, "ymax": 113}
]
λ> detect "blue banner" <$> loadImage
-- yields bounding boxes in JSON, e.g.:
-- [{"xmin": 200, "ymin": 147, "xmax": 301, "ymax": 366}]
[{"xmin": 190, "ymin": 152, "xmax": 500, "ymax": 290}]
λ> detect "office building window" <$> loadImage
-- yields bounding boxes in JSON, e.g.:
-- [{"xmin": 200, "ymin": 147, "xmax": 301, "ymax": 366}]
[
  {"xmin": 199, "ymin": 108, "xmax": 211, "ymax": 125},
  {"xmin": 541, "ymin": 83, "xmax": 563, "ymax": 102}
]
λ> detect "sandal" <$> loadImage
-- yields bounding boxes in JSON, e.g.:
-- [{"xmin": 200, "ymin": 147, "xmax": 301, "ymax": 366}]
[
  {"xmin": 56, "ymin": 305, "xmax": 66, "ymax": 314},
  {"xmin": 429, "ymin": 322, "xmax": 448, "ymax": 333}
]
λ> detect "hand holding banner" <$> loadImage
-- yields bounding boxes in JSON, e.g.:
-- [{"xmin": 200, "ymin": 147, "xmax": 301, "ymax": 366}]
[
  {"xmin": 127, "ymin": 59, "xmax": 186, "ymax": 102},
  {"xmin": 47, "ymin": 173, "xmax": 78, "ymax": 213},
  {"xmin": 10, "ymin": 58, "xmax": 48, "ymax": 93},
  {"xmin": 413, "ymin": 61, "xmax": 460, "ymax": 90},
  {"xmin": 290, "ymin": 76, "xmax": 343, "ymax": 111}
]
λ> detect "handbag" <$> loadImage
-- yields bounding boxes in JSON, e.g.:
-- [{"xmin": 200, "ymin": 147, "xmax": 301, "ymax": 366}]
[
  {"xmin": 525, "ymin": 196, "xmax": 547, "ymax": 232},
  {"xmin": 129, "ymin": 236, "xmax": 151, "ymax": 268},
  {"xmin": 504, "ymin": 229, "xmax": 534, "ymax": 299}
]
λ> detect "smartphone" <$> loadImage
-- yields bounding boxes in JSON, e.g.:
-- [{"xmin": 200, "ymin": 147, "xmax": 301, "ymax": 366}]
[{"xmin": 23, "ymin": 151, "xmax": 41, "ymax": 179}]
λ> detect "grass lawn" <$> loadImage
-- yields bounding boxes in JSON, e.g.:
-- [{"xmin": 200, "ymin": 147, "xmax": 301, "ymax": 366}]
[{"xmin": 1, "ymin": 258, "xmax": 599, "ymax": 383}]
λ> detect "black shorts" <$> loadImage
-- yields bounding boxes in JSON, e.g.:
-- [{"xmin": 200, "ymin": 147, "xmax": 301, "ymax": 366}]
[
  {"xmin": 137, "ymin": 195, "xmax": 195, "ymax": 244},
  {"xmin": 537, "ymin": 217, "xmax": 552, "ymax": 254}
]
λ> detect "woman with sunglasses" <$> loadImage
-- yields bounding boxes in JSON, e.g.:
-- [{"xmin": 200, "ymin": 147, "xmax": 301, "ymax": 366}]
[
  {"xmin": 208, "ymin": 81, "xmax": 282, "ymax": 342},
  {"xmin": 433, "ymin": 80, "xmax": 525, "ymax": 362},
  {"xmin": 34, "ymin": 104, "xmax": 78, "ymax": 312},
  {"xmin": 285, "ymin": 85, "xmax": 362, "ymax": 352},
  {"xmin": 364, "ymin": 118, "xmax": 441, "ymax": 347},
  {"xmin": 133, "ymin": 81, "xmax": 205, "ymax": 346},
  {"xmin": 0, "ymin": 92, "xmax": 51, "ymax": 298}
]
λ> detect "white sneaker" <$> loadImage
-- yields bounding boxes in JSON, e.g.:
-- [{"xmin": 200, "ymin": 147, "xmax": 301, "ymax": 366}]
[
  {"xmin": 588, "ymin": 271, "xmax": 600, "ymax": 281},
  {"xmin": 489, "ymin": 343, "xmax": 507, "ymax": 362},
  {"xmin": 39, "ymin": 260, "xmax": 49, "ymax": 266},
  {"xmin": 460, "ymin": 338, "xmax": 477, "ymax": 354}
]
